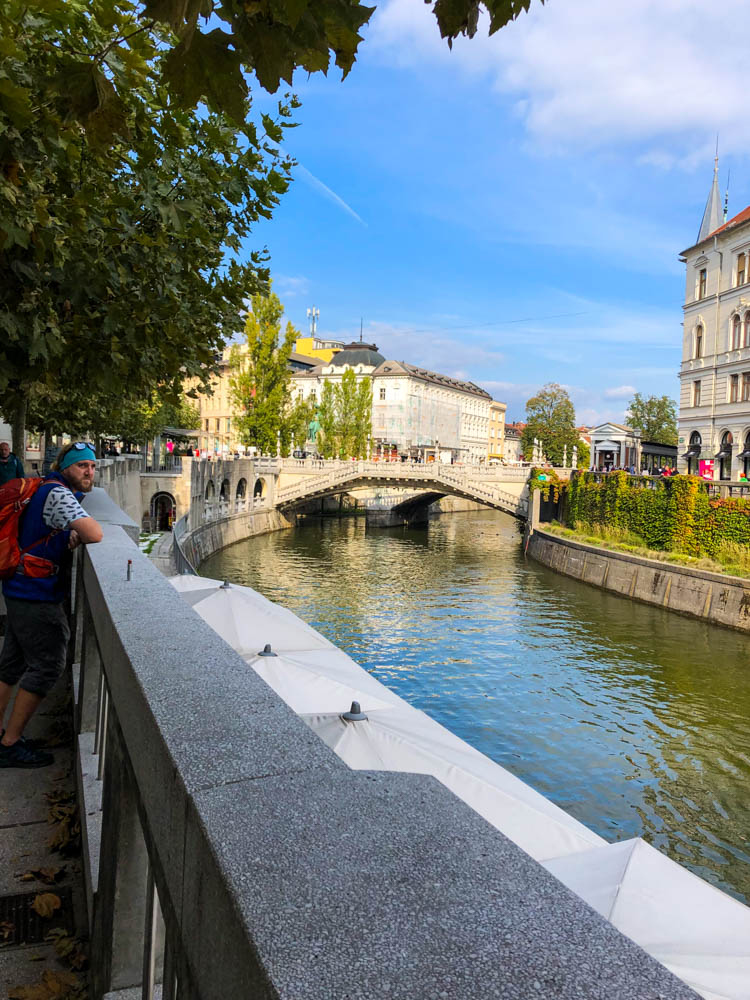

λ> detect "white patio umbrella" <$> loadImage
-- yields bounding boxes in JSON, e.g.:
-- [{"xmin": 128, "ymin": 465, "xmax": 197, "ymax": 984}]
[
  {"xmin": 169, "ymin": 575, "xmax": 333, "ymax": 655},
  {"xmin": 304, "ymin": 701, "xmax": 606, "ymax": 862},
  {"xmin": 172, "ymin": 575, "xmax": 605, "ymax": 862},
  {"xmin": 244, "ymin": 647, "xmax": 405, "ymax": 716},
  {"xmin": 544, "ymin": 837, "xmax": 750, "ymax": 1000}
]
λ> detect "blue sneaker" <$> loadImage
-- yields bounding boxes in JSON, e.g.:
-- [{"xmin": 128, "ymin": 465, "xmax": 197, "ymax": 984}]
[
  {"xmin": 0, "ymin": 740, "xmax": 53, "ymax": 768},
  {"xmin": 1, "ymin": 729, "xmax": 48, "ymax": 751}
]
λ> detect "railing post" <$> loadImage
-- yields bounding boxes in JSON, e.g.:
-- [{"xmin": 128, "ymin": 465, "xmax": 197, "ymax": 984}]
[
  {"xmin": 91, "ymin": 707, "xmax": 152, "ymax": 996},
  {"xmin": 78, "ymin": 596, "xmax": 103, "ymax": 733}
]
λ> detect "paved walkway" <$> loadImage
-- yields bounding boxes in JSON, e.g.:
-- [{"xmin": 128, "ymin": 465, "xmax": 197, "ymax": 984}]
[
  {"xmin": 0, "ymin": 661, "xmax": 88, "ymax": 996},
  {"xmin": 147, "ymin": 531, "xmax": 176, "ymax": 577}
]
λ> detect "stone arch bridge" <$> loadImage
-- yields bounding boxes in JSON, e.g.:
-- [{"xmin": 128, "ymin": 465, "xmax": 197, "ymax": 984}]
[{"xmin": 274, "ymin": 460, "xmax": 530, "ymax": 520}]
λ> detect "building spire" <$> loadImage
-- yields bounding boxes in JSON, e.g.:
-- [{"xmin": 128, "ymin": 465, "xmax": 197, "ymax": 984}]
[{"xmin": 697, "ymin": 147, "xmax": 723, "ymax": 242}]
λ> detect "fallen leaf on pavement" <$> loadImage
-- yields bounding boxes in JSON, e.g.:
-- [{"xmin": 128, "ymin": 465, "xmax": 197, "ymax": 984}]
[{"xmin": 30, "ymin": 893, "xmax": 61, "ymax": 919}]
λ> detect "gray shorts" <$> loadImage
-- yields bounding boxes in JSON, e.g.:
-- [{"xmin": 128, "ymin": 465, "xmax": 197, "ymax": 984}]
[{"xmin": 0, "ymin": 598, "xmax": 70, "ymax": 697}]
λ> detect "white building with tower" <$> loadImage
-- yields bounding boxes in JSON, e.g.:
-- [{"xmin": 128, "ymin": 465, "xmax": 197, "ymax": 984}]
[{"xmin": 678, "ymin": 159, "xmax": 750, "ymax": 479}]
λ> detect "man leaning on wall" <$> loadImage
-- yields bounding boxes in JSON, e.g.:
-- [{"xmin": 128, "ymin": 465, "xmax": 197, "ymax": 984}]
[{"xmin": 0, "ymin": 442, "xmax": 103, "ymax": 768}]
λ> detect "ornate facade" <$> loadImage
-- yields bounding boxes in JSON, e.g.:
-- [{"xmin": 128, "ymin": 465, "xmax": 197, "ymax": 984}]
[{"xmin": 678, "ymin": 162, "xmax": 750, "ymax": 479}]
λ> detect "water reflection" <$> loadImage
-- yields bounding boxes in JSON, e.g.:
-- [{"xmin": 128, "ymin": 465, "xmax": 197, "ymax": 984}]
[{"xmin": 201, "ymin": 511, "xmax": 750, "ymax": 903}]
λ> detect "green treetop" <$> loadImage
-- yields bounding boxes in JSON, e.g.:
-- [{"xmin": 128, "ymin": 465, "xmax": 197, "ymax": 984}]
[
  {"xmin": 625, "ymin": 393, "xmax": 678, "ymax": 446},
  {"xmin": 522, "ymin": 382, "xmax": 578, "ymax": 466},
  {"xmin": 230, "ymin": 290, "xmax": 298, "ymax": 454}
]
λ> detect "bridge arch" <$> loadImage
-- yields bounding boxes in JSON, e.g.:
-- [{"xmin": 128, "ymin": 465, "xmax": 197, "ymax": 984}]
[
  {"xmin": 205, "ymin": 480, "xmax": 215, "ymax": 500},
  {"xmin": 220, "ymin": 478, "xmax": 230, "ymax": 500},
  {"xmin": 273, "ymin": 464, "xmax": 528, "ymax": 521},
  {"xmin": 254, "ymin": 477, "xmax": 267, "ymax": 500}
]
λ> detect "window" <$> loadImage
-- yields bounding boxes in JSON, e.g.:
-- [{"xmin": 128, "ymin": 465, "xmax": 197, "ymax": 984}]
[
  {"xmin": 695, "ymin": 325, "xmax": 703, "ymax": 358},
  {"xmin": 379, "ymin": 387, "xmax": 386, "ymax": 400},
  {"xmin": 693, "ymin": 380, "xmax": 701, "ymax": 406},
  {"xmin": 733, "ymin": 315, "xmax": 742, "ymax": 350},
  {"xmin": 226, "ymin": 417, "xmax": 231, "ymax": 432},
  {"xmin": 698, "ymin": 268, "xmax": 707, "ymax": 298},
  {"xmin": 745, "ymin": 313, "xmax": 750, "ymax": 348},
  {"xmin": 730, "ymin": 374, "xmax": 739, "ymax": 402},
  {"xmin": 738, "ymin": 253, "xmax": 746, "ymax": 286},
  {"xmin": 743, "ymin": 373, "xmax": 750, "ymax": 402}
]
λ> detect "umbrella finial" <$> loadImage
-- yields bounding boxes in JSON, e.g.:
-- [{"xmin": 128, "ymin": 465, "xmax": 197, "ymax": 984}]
[
  {"xmin": 221, "ymin": 580, "xmax": 231, "ymax": 589},
  {"xmin": 258, "ymin": 643, "xmax": 277, "ymax": 657},
  {"xmin": 342, "ymin": 701, "xmax": 368, "ymax": 722}
]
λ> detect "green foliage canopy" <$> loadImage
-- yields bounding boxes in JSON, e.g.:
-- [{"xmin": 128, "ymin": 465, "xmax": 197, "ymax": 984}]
[
  {"xmin": 314, "ymin": 370, "xmax": 372, "ymax": 459},
  {"xmin": 625, "ymin": 393, "xmax": 678, "ymax": 446},
  {"xmin": 0, "ymin": 0, "xmax": 295, "ymax": 448},
  {"xmin": 522, "ymin": 382, "xmax": 578, "ymax": 466},
  {"xmin": 0, "ymin": 1, "xmax": 543, "ymax": 139},
  {"xmin": 230, "ymin": 290, "xmax": 298, "ymax": 454}
]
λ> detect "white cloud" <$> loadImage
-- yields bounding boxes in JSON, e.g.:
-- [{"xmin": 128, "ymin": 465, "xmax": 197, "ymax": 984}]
[
  {"xmin": 274, "ymin": 274, "xmax": 311, "ymax": 299},
  {"xmin": 371, "ymin": 0, "xmax": 750, "ymax": 158},
  {"xmin": 604, "ymin": 384, "xmax": 637, "ymax": 399}
]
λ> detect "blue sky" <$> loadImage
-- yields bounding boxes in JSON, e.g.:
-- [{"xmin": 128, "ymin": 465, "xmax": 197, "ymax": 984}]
[{"xmin": 247, "ymin": 0, "xmax": 750, "ymax": 424}]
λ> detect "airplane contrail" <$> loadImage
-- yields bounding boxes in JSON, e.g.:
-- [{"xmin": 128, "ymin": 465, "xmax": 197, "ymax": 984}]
[{"xmin": 295, "ymin": 163, "xmax": 367, "ymax": 227}]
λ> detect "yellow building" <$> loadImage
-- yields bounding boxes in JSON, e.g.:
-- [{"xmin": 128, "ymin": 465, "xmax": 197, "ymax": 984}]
[
  {"xmin": 191, "ymin": 340, "xmax": 318, "ymax": 456},
  {"xmin": 293, "ymin": 335, "xmax": 345, "ymax": 364},
  {"xmin": 190, "ymin": 344, "xmax": 246, "ymax": 456},
  {"xmin": 487, "ymin": 400, "xmax": 507, "ymax": 459}
]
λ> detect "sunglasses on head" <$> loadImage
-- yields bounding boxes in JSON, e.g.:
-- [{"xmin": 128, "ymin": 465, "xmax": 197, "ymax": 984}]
[{"xmin": 72, "ymin": 442, "xmax": 95, "ymax": 450}]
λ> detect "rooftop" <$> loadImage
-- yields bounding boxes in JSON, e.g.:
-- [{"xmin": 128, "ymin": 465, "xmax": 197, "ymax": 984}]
[{"xmin": 373, "ymin": 360, "xmax": 492, "ymax": 399}]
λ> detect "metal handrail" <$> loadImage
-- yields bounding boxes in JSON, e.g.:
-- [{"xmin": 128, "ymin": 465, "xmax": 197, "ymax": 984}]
[{"xmin": 172, "ymin": 513, "xmax": 198, "ymax": 575}]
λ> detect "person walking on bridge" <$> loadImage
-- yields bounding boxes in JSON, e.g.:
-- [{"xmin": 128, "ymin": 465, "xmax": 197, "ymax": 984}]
[
  {"xmin": 0, "ymin": 440, "xmax": 24, "ymax": 485},
  {"xmin": 0, "ymin": 442, "xmax": 103, "ymax": 768}
]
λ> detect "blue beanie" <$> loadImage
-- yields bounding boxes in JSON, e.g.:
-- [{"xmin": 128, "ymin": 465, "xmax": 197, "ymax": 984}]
[{"xmin": 59, "ymin": 444, "xmax": 97, "ymax": 470}]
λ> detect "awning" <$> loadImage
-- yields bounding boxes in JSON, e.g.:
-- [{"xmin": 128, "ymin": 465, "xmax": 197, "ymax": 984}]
[
  {"xmin": 738, "ymin": 450, "xmax": 750, "ymax": 459},
  {"xmin": 681, "ymin": 447, "xmax": 701, "ymax": 459},
  {"xmin": 714, "ymin": 449, "xmax": 731, "ymax": 459}
]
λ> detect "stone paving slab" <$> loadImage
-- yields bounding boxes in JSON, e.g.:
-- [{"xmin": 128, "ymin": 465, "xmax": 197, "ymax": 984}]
[
  {"xmin": 0, "ymin": 749, "xmax": 73, "ymax": 828},
  {"xmin": 0, "ymin": 821, "xmax": 79, "ymax": 897},
  {"xmin": 0, "ymin": 637, "xmax": 87, "ymax": 998},
  {"xmin": 0, "ymin": 944, "xmax": 61, "ymax": 994}
]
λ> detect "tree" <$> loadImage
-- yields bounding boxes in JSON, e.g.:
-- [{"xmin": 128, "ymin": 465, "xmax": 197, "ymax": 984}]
[
  {"xmin": 522, "ymin": 383, "xmax": 577, "ymax": 466},
  {"xmin": 313, "ymin": 373, "xmax": 372, "ymax": 459},
  {"xmin": 353, "ymin": 376, "xmax": 373, "ymax": 459},
  {"xmin": 230, "ymin": 290, "xmax": 298, "ymax": 454},
  {"xmin": 317, "ymin": 382, "xmax": 338, "ymax": 460},
  {"xmin": 625, "ymin": 394, "xmax": 678, "ymax": 445},
  {"xmin": 283, "ymin": 394, "xmax": 316, "ymax": 455},
  {"xmin": 0, "ymin": 2, "xmax": 543, "ymax": 144},
  {"xmin": 0, "ymin": 0, "xmax": 541, "ymax": 447},
  {"xmin": 576, "ymin": 439, "xmax": 590, "ymax": 470},
  {"xmin": 1, "ymin": 2, "xmax": 294, "ymax": 450}
]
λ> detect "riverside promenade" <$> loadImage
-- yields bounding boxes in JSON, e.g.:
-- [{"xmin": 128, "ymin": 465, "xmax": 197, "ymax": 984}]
[{"xmin": 0, "ymin": 487, "xmax": 701, "ymax": 1000}]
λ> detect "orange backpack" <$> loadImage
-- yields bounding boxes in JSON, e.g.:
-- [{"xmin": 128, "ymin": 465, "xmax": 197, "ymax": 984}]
[{"xmin": 0, "ymin": 477, "xmax": 49, "ymax": 580}]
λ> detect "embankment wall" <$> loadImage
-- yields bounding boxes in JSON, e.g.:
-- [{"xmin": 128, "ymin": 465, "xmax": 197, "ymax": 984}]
[
  {"xmin": 528, "ymin": 529, "xmax": 750, "ymax": 633},
  {"xmin": 180, "ymin": 508, "xmax": 294, "ymax": 568}
]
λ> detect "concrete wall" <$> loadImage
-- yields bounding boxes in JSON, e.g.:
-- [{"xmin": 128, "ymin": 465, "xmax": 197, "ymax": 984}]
[
  {"xmin": 95, "ymin": 457, "xmax": 143, "ymax": 524},
  {"xmin": 180, "ymin": 508, "xmax": 294, "ymax": 568},
  {"xmin": 528, "ymin": 529, "xmax": 750, "ymax": 633}
]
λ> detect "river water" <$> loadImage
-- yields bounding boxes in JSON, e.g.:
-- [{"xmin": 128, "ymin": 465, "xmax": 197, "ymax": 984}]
[{"xmin": 201, "ymin": 510, "xmax": 750, "ymax": 903}]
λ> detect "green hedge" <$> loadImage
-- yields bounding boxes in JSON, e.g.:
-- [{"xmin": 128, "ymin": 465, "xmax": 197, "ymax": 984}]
[{"xmin": 565, "ymin": 472, "xmax": 750, "ymax": 557}]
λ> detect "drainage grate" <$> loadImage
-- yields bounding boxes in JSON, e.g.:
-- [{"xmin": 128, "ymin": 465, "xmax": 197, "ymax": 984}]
[{"xmin": 0, "ymin": 887, "xmax": 75, "ymax": 946}]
